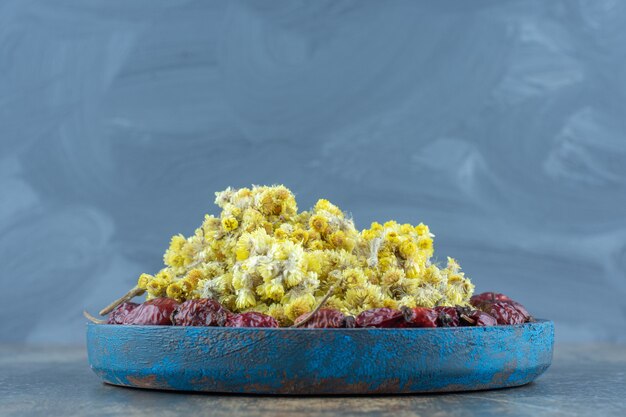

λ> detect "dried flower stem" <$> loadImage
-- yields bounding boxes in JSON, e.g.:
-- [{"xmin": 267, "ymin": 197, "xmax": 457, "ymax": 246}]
[
  {"xmin": 460, "ymin": 314, "xmax": 475, "ymax": 325},
  {"xmin": 99, "ymin": 286, "xmax": 144, "ymax": 316},
  {"xmin": 291, "ymin": 284, "xmax": 337, "ymax": 328},
  {"xmin": 84, "ymin": 310, "xmax": 107, "ymax": 324}
]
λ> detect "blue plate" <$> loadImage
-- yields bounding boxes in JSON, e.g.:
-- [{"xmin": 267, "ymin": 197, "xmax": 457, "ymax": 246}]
[{"xmin": 86, "ymin": 320, "xmax": 553, "ymax": 394}]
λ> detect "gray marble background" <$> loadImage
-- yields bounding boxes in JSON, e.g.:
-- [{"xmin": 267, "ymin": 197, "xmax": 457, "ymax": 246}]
[{"xmin": 1, "ymin": 0, "xmax": 625, "ymax": 344}]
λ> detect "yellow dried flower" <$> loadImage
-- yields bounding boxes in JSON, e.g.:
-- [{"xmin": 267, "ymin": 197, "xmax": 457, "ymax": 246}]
[
  {"xmin": 257, "ymin": 281, "xmax": 285, "ymax": 301},
  {"xmin": 137, "ymin": 273, "xmax": 152, "ymax": 290},
  {"xmin": 381, "ymin": 268, "xmax": 404, "ymax": 285},
  {"xmin": 221, "ymin": 217, "xmax": 239, "ymax": 232},
  {"xmin": 180, "ymin": 278, "xmax": 197, "ymax": 295},
  {"xmin": 398, "ymin": 240, "xmax": 417, "ymax": 259},
  {"xmin": 324, "ymin": 295, "xmax": 346, "ymax": 312},
  {"xmin": 370, "ymin": 222, "xmax": 383, "ymax": 232},
  {"xmin": 303, "ymin": 252, "xmax": 322, "ymax": 275},
  {"xmin": 134, "ymin": 184, "xmax": 474, "ymax": 324},
  {"xmin": 291, "ymin": 228, "xmax": 309, "ymax": 244},
  {"xmin": 236, "ymin": 288, "xmax": 257, "ymax": 309},
  {"xmin": 382, "ymin": 297, "xmax": 399, "ymax": 309},
  {"xmin": 309, "ymin": 214, "xmax": 329, "ymax": 233},
  {"xmin": 342, "ymin": 268, "xmax": 367, "ymax": 288},
  {"xmin": 146, "ymin": 276, "xmax": 167, "ymax": 297},
  {"xmin": 399, "ymin": 296, "xmax": 417, "ymax": 308},
  {"xmin": 170, "ymin": 234, "xmax": 186, "ymax": 251},
  {"xmin": 413, "ymin": 285, "xmax": 441, "ymax": 307},
  {"xmin": 267, "ymin": 303, "xmax": 289, "ymax": 326},
  {"xmin": 185, "ymin": 269, "xmax": 203, "ymax": 284},
  {"xmin": 405, "ymin": 264, "xmax": 420, "ymax": 279},
  {"xmin": 241, "ymin": 209, "xmax": 264, "ymax": 232},
  {"xmin": 314, "ymin": 199, "xmax": 343, "ymax": 216},
  {"xmin": 166, "ymin": 282, "xmax": 185, "ymax": 301},
  {"xmin": 378, "ymin": 255, "xmax": 396, "ymax": 271},
  {"xmin": 446, "ymin": 256, "xmax": 461, "ymax": 273},
  {"xmin": 344, "ymin": 285, "xmax": 383, "ymax": 311},
  {"xmin": 418, "ymin": 237, "xmax": 433, "ymax": 253},
  {"xmin": 415, "ymin": 223, "xmax": 431, "ymax": 237},
  {"xmin": 385, "ymin": 231, "xmax": 400, "ymax": 245},
  {"xmin": 308, "ymin": 240, "xmax": 326, "ymax": 250},
  {"xmin": 284, "ymin": 294, "xmax": 316, "ymax": 321},
  {"xmin": 361, "ymin": 228, "xmax": 379, "ymax": 241},
  {"xmin": 274, "ymin": 228, "xmax": 288, "ymax": 240},
  {"xmin": 155, "ymin": 269, "xmax": 174, "ymax": 284},
  {"xmin": 400, "ymin": 223, "xmax": 414, "ymax": 234},
  {"xmin": 202, "ymin": 215, "xmax": 222, "ymax": 234},
  {"xmin": 328, "ymin": 230, "xmax": 347, "ymax": 250}
]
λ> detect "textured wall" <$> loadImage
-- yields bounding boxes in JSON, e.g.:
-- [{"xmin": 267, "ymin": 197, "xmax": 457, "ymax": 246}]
[{"xmin": 1, "ymin": 0, "xmax": 625, "ymax": 344}]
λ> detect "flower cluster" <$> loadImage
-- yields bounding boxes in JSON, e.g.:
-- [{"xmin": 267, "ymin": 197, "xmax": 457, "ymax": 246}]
[{"xmin": 136, "ymin": 185, "xmax": 474, "ymax": 325}]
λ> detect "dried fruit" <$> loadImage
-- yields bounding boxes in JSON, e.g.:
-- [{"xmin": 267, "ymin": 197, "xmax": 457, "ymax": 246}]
[
  {"xmin": 470, "ymin": 292, "xmax": 513, "ymax": 305},
  {"xmin": 434, "ymin": 306, "xmax": 460, "ymax": 327},
  {"xmin": 294, "ymin": 309, "xmax": 351, "ymax": 328},
  {"xmin": 172, "ymin": 299, "xmax": 231, "ymax": 326},
  {"xmin": 475, "ymin": 301, "xmax": 529, "ymax": 325},
  {"xmin": 470, "ymin": 292, "xmax": 532, "ymax": 324},
  {"xmin": 356, "ymin": 308, "xmax": 405, "ymax": 328},
  {"xmin": 107, "ymin": 302, "xmax": 139, "ymax": 325},
  {"xmin": 459, "ymin": 309, "xmax": 497, "ymax": 326},
  {"xmin": 401, "ymin": 307, "xmax": 438, "ymax": 328},
  {"xmin": 226, "ymin": 312, "xmax": 279, "ymax": 328},
  {"xmin": 123, "ymin": 298, "xmax": 179, "ymax": 325},
  {"xmin": 472, "ymin": 311, "xmax": 498, "ymax": 326},
  {"xmin": 507, "ymin": 301, "xmax": 531, "ymax": 321}
]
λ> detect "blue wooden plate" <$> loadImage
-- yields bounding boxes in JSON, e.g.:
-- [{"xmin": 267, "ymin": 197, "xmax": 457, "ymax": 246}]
[{"xmin": 86, "ymin": 320, "xmax": 553, "ymax": 394}]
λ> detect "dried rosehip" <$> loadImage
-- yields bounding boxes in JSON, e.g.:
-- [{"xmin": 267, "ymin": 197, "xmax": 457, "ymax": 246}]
[
  {"xmin": 470, "ymin": 292, "xmax": 513, "ymax": 306},
  {"xmin": 401, "ymin": 307, "xmax": 438, "ymax": 328},
  {"xmin": 225, "ymin": 312, "xmax": 279, "ymax": 328},
  {"xmin": 344, "ymin": 316, "xmax": 356, "ymax": 328},
  {"xmin": 434, "ymin": 306, "xmax": 460, "ymax": 327},
  {"xmin": 459, "ymin": 309, "xmax": 497, "ymax": 326},
  {"xmin": 107, "ymin": 302, "xmax": 139, "ymax": 325},
  {"xmin": 475, "ymin": 301, "xmax": 529, "ymax": 325},
  {"xmin": 172, "ymin": 299, "xmax": 231, "ymax": 326},
  {"xmin": 122, "ymin": 298, "xmax": 179, "ymax": 325},
  {"xmin": 294, "ymin": 308, "xmax": 351, "ymax": 328},
  {"xmin": 507, "ymin": 301, "xmax": 532, "ymax": 321},
  {"xmin": 470, "ymin": 292, "xmax": 533, "ymax": 324},
  {"xmin": 472, "ymin": 311, "xmax": 498, "ymax": 326},
  {"xmin": 356, "ymin": 308, "xmax": 405, "ymax": 328}
]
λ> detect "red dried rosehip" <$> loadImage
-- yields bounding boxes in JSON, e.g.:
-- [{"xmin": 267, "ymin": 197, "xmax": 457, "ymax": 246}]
[
  {"xmin": 122, "ymin": 298, "xmax": 179, "ymax": 325},
  {"xmin": 401, "ymin": 307, "xmax": 438, "ymax": 328},
  {"xmin": 470, "ymin": 292, "xmax": 513, "ymax": 306},
  {"xmin": 472, "ymin": 310, "xmax": 498, "ymax": 326},
  {"xmin": 294, "ymin": 309, "xmax": 350, "ymax": 328},
  {"xmin": 476, "ymin": 301, "xmax": 529, "ymax": 325},
  {"xmin": 507, "ymin": 301, "xmax": 531, "ymax": 321},
  {"xmin": 107, "ymin": 302, "xmax": 139, "ymax": 325},
  {"xmin": 459, "ymin": 309, "xmax": 497, "ymax": 326},
  {"xmin": 355, "ymin": 308, "xmax": 405, "ymax": 328},
  {"xmin": 225, "ymin": 312, "xmax": 279, "ymax": 328},
  {"xmin": 470, "ymin": 292, "xmax": 533, "ymax": 324},
  {"xmin": 172, "ymin": 299, "xmax": 231, "ymax": 326},
  {"xmin": 434, "ymin": 306, "xmax": 460, "ymax": 327}
]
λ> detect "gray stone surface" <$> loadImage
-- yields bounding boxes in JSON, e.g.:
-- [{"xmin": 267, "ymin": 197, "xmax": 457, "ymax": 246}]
[{"xmin": 1, "ymin": 344, "xmax": 625, "ymax": 417}]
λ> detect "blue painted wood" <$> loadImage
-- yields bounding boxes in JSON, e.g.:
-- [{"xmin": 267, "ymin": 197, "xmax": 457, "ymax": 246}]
[{"xmin": 86, "ymin": 320, "xmax": 554, "ymax": 394}]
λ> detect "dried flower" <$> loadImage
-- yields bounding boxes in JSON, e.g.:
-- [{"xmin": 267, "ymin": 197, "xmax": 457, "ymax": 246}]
[{"xmin": 134, "ymin": 185, "xmax": 474, "ymax": 324}]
